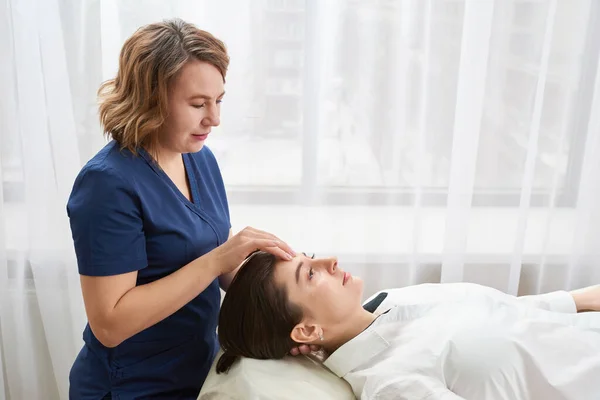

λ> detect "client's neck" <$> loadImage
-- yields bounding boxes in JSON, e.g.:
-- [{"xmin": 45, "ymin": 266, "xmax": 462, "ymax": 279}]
[{"xmin": 323, "ymin": 308, "xmax": 377, "ymax": 353}]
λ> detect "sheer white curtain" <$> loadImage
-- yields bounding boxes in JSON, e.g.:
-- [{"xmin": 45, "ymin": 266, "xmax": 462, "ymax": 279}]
[{"xmin": 1, "ymin": 0, "xmax": 599, "ymax": 399}]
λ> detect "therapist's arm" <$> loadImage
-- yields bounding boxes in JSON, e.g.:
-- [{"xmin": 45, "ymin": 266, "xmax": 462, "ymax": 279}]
[
  {"xmin": 218, "ymin": 229, "xmax": 238, "ymax": 291},
  {"xmin": 81, "ymin": 227, "xmax": 294, "ymax": 348},
  {"xmin": 81, "ymin": 257, "xmax": 221, "ymax": 348}
]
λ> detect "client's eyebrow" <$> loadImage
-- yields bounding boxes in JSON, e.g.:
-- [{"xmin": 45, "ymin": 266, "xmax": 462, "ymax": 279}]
[{"xmin": 295, "ymin": 261, "xmax": 304, "ymax": 285}]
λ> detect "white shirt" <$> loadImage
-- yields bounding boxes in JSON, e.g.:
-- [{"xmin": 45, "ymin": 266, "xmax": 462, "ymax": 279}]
[{"xmin": 323, "ymin": 283, "xmax": 600, "ymax": 400}]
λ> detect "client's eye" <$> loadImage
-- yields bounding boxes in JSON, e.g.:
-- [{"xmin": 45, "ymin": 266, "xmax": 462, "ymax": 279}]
[{"xmin": 308, "ymin": 268, "xmax": 314, "ymax": 280}]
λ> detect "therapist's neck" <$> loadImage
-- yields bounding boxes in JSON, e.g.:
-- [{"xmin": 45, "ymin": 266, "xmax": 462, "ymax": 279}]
[
  {"xmin": 153, "ymin": 146, "xmax": 183, "ymax": 171},
  {"xmin": 323, "ymin": 308, "xmax": 377, "ymax": 353}
]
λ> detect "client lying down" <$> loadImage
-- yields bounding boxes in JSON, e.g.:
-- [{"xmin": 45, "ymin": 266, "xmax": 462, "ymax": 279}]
[{"xmin": 216, "ymin": 251, "xmax": 600, "ymax": 400}]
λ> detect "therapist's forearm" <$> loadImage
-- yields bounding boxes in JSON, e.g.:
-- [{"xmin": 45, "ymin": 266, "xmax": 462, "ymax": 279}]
[
  {"xmin": 218, "ymin": 267, "xmax": 239, "ymax": 291},
  {"xmin": 218, "ymin": 228, "xmax": 237, "ymax": 291},
  {"xmin": 96, "ymin": 256, "xmax": 220, "ymax": 347}
]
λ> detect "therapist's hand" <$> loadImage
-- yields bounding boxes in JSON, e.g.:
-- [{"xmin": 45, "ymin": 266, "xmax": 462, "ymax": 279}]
[
  {"xmin": 206, "ymin": 226, "xmax": 296, "ymax": 276},
  {"xmin": 290, "ymin": 344, "xmax": 321, "ymax": 356}
]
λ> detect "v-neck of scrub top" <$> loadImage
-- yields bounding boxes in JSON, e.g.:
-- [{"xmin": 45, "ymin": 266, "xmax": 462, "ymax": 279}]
[
  {"xmin": 137, "ymin": 147, "xmax": 227, "ymax": 247},
  {"xmin": 139, "ymin": 148, "xmax": 199, "ymax": 205}
]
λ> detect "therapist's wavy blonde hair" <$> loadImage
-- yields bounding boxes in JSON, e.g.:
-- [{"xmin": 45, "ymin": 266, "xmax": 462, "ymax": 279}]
[
  {"xmin": 98, "ymin": 18, "xmax": 229, "ymax": 155},
  {"xmin": 216, "ymin": 251, "xmax": 304, "ymax": 374}
]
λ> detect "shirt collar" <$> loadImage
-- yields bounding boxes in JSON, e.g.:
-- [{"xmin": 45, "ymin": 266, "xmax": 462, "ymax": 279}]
[{"xmin": 323, "ymin": 312, "xmax": 392, "ymax": 377}]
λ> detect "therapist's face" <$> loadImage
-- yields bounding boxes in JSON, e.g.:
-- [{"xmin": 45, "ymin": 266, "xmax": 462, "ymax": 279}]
[
  {"xmin": 158, "ymin": 60, "xmax": 224, "ymax": 155},
  {"xmin": 274, "ymin": 253, "xmax": 364, "ymax": 338}
]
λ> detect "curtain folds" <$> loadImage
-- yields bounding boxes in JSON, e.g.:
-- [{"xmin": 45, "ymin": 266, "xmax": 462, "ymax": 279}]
[{"xmin": 1, "ymin": 1, "xmax": 599, "ymax": 398}]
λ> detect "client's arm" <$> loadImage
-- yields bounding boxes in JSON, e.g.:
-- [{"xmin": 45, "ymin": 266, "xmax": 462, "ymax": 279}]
[
  {"xmin": 517, "ymin": 285, "xmax": 600, "ymax": 313},
  {"xmin": 569, "ymin": 285, "xmax": 600, "ymax": 312}
]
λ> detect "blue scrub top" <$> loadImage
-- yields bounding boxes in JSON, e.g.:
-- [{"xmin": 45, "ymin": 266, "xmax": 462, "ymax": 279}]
[{"xmin": 67, "ymin": 141, "xmax": 230, "ymax": 399}]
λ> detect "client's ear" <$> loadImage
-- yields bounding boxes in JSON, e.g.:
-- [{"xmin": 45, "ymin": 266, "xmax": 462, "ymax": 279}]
[{"xmin": 290, "ymin": 322, "xmax": 321, "ymax": 344}]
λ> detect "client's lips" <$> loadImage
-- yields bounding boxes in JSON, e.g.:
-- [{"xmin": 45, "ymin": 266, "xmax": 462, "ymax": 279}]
[{"xmin": 343, "ymin": 271, "xmax": 351, "ymax": 285}]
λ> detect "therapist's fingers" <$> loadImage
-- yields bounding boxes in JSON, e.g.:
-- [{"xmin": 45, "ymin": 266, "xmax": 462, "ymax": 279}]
[
  {"xmin": 298, "ymin": 344, "xmax": 313, "ymax": 355},
  {"xmin": 239, "ymin": 227, "xmax": 295, "ymax": 259},
  {"xmin": 261, "ymin": 245, "xmax": 294, "ymax": 262},
  {"xmin": 240, "ymin": 238, "xmax": 293, "ymax": 262},
  {"xmin": 241, "ymin": 227, "xmax": 296, "ymax": 257},
  {"xmin": 289, "ymin": 344, "xmax": 314, "ymax": 356},
  {"xmin": 210, "ymin": 233, "xmax": 296, "ymax": 276},
  {"xmin": 252, "ymin": 234, "xmax": 295, "ymax": 259}
]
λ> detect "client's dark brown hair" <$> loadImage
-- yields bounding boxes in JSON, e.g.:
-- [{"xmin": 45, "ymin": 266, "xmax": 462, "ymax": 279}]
[{"xmin": 216, "ymin": 251, "xmax": 303, "ymax": 374}]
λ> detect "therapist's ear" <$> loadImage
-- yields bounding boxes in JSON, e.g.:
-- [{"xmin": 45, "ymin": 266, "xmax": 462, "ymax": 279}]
[{"xmin": 290, "ymin": 322, "xmax": 322, "ymax": 344}]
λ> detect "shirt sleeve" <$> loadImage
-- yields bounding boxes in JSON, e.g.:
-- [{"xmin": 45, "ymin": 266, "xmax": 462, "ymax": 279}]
[
  {"xmin": 67, "ymin": 164, "xmax": 147, "ymax": 276},
  {"xmin": 516, "ymin": 291, "xmax": 577, "ymax": 313},
  {"xmin": 369, "ymin": 377, "xmax": 466, "ymax": 400},
  {"xmin": 472, "ymin": 283, "xmax": 577, "ymax": 313},
  {"xmin": 431, "ymin": 283, "xmax": 577, "ymax": 314}
]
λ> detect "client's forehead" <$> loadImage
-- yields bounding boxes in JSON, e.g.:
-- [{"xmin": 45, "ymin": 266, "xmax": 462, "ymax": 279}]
[{"xmin": 272, "ymin": 257, "xmax": 297, "ymax": 287}]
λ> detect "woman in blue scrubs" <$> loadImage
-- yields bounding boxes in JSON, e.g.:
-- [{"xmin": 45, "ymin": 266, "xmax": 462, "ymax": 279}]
[{"xmin": 66, "ymin": 19, "xmax": 295, "ymax": 399}]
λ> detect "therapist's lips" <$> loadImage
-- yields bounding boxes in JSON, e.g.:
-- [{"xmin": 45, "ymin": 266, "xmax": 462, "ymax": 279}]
[
  {"xmin": 343, "ymin": 271, "xmax": 351, "ymax": 285},
  {"xmin": 192, "ymin": 132, "xmax": 209, "ymax": 141}
]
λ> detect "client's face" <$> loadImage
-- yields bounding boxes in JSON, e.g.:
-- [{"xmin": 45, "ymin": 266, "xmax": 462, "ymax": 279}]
[{"xmin": 273, "ymin": 253, "xmax": 364, "ymax": 338}]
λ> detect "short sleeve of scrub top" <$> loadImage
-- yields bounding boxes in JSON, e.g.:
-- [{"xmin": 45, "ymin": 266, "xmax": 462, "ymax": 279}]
[
  {"xmin": 68, "ymin": 163, "xmax": 148, "ymax": 276},
  {"xmin": 67, "ymin": 141, "xmax": 231, "ymax": 399}
]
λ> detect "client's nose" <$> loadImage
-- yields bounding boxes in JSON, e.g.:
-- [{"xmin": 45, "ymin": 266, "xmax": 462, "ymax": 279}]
[{"xmin": 327, "ymin": 258, "xmax": 338, "ymax": 274}]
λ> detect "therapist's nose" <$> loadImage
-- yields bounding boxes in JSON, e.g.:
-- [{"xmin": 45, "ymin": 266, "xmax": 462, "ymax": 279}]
[{"xmin": 202, "ymin": 106, "xmax": 220, "ymax": 127}]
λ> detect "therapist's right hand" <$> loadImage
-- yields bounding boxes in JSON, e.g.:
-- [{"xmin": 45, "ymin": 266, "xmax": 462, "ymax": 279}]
[{"xmin": 207, "ymin": 226, "xmax": 296, "ymax": 276}]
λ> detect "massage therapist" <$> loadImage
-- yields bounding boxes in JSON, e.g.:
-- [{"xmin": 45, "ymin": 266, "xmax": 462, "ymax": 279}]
[{"xmin": 66, "ymin": 18, "xmax": 296, "ymax": 399}]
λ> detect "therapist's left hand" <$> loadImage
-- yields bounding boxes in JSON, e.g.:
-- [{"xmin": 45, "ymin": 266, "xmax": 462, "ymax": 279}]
[{"xmin": 290, "ymin": 344, "xmax": 321, "ymax": 356}]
